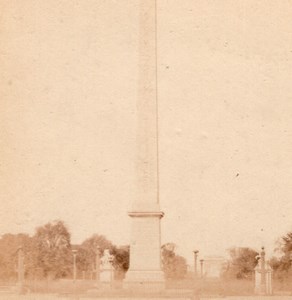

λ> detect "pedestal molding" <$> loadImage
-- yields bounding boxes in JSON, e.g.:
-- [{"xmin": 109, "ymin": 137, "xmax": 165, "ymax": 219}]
[{"xmin": 128, "ymin": 211, "xmax": 164, "ymax": 218}]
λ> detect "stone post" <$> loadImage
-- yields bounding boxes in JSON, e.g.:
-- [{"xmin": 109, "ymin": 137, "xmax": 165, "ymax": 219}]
[
  {"xmin": 254, "ymin": 261, "xmax": 261, "ymax": 294},
  {"xmin": 200, "ymin": 259, "xmax": 204, "ymax": 278},
  {"xmin": 72, "ymin": 249, "xmax": 78, "ymax": 283},
  {"xmin": 193, "ymin": 250, "xmax": 199, "ymax": 278},
  {"xmin": 260, "ymin": 247, "xmax": 266, "ymax": 293},
  {"xmin": 95, "ymin": 246, "xmax": 101, "ymax": 287},
  {"xmin": 266, "ymin": 263, "xmax": 272, "ymax": 295},
  {"xmin": 17, "ymin": 247, "xmax": 25, "ymax": 293}
]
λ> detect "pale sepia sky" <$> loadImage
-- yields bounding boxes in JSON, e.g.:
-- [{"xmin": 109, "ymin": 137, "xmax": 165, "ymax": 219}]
[{"xmin": 1, "ymin": 0, "xmax": 292, "ymax": 264}]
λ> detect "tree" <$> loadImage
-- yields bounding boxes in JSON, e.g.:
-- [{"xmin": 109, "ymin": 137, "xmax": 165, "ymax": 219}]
[
  {"xmin": 111, "ymin": 246, "xmax": 129, "ymax": 280},
  {"xmin": 0, "ymin": 233, "xmax": 33, "ymax": 281},
  {"xmin": 223, "ymin": 247, "xmax": 258, "ymax": 280},
  {"xmin": 270, "ymin": 231, "xmax": 292, "ymax": 281},
  {"xmin": 77, "ymin": 234, "xmax": 114, "ymax": 275},
  {"xmin": 161, "ymin": 243, "xmax": 187, "ymax": 280},
  {"xmin": 33, "ymin": 220, "xmax": 72, "ymax": 279}
]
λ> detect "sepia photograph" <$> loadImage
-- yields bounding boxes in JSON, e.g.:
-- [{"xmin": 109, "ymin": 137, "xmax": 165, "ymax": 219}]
[{"xmin": 0, "ymin": 0, "xmax": 292, "ymax": 299}]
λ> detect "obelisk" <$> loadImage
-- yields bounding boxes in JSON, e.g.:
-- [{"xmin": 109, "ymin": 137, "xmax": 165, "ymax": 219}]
[{"xmin": 125, "ymin": 0, "xmax": 165, "ymax": 289}]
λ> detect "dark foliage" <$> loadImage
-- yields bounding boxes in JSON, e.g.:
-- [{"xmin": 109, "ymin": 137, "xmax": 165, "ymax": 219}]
[
  {"xmin": 33, "ymin": 220, "xmax": 72, "ymax": 279},
  {"xmin": 111, "ymin": 246, "xmax": 129, "ymax": 280},
  {"xmin": 0, "ymin": 233, "xmax": 33, "ymax": 281},
  {"xmin": 223, "ymin": 247, "xmax": 258, "ymax": 280},
  {"xmin": 161, "ymin": 243, "xmax": 187, "ymax": 280},
  {"xmin": 270, "ymin": 231, "xmax": 292, "ymax": 281}
]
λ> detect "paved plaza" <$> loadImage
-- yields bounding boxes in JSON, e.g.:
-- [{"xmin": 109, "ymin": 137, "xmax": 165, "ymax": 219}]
[{"xmin": 0, "ymin": 294, "xmax": 291, "ymax": 300}]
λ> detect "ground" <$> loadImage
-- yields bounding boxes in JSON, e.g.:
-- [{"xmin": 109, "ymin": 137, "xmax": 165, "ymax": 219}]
[{"xmin": 0, "ymin": 295, "xmax": 292, "ymax": 300}]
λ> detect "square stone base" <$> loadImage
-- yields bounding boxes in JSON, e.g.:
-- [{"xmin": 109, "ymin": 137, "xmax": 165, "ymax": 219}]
[{"xmin": 124, "ymin": 270, "xmax": 165, "ymax": 292}]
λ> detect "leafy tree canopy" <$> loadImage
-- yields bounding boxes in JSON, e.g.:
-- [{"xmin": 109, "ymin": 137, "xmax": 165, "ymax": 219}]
[
  {"xmin": 161, "ymin": 243, "xmax": 187, "ymax": 280},
  {"xmin": 223, "ymin": 247, "xmax": 258, "ymax": 280},
  {"xmin": 0, "ymin": 233, "xmax": 33, "ymax": 280},
  {"xmin": 33, "ymin": 220, "xmax": 72, "ymax": 279},
  {"xmin": 270, "ymin": 231, "xmax": 292, "ymax": 281}
]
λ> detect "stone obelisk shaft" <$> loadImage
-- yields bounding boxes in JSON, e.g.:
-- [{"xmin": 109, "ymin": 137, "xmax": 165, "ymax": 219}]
[
  {"xmin": 126, "ymin": 0, "xmax": 164, "ymax": 287},
  {"xmin": 134, "ymin": 0, "xmax": 159, "ymax": 212}
]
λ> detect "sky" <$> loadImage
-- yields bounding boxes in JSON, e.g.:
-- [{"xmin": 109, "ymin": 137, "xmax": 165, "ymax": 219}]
[{"xmin": 1, "ymin": 0, "xmax": 292, "ymax": 264}]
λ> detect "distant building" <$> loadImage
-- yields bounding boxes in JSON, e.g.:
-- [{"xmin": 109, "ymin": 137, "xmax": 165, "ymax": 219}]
[{"xmin": 203, "ymin": 256, "xmax": 225, "ymax": 278}]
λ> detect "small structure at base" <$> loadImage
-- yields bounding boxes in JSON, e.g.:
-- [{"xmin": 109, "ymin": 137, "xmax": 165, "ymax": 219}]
[
  {"xmin": 100, "ymin": 249, "xmax": 114, "ymax": 288},
  {"xmin": 203, "ymin": 256, "xmax": 224, "ymax": 278}
]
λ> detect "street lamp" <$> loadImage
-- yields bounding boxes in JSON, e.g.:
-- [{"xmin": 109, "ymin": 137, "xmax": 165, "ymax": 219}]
[
  {"xmin": 17, "ymin": 247, "xmax": 24, "ymax": 293},
  {"xmin": 72, "ymin": 249, "xmax": 78, "ymax": 283},
  {"xmin": 95, "ymin": 246, "xmax": 101, "ymax": 287},
  {"xmin": 109, "ymin": 253, "xmax": 114, "ymax": 286},
  {"xmin": 260, "ymin": 247, "xmax": 266, "ymax": 294},
  {"xmin": 193, "ymin": 250, "xmax": 199, "ymax": 278},
  {"xmin": 200, "ymin": 259, "xmax": 204, "ymax": 278}
]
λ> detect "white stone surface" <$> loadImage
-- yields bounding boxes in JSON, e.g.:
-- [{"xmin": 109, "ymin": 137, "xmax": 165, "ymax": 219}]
[
  {"xmin": 203, "ymin": 256, "xmax": 224, "ymax": 278},
  {"xmin": 100, "ymin": 269, "xmax": 112, "ymax": 284},
  {"xmin": 126, "ymin": 0, "xmax": 164, "ymax": 285}
]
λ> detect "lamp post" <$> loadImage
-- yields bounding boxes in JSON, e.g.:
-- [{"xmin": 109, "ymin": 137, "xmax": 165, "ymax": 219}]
[
  {"xmin": 72, "ymin": 249, "xmax": 78, "ymax": 283},
  {"xmin": 193, "ymin": 250, "xmax": 199, "ymax": 278},
  {"xmin": 95, "ymin": 246, "xmax": 101, "ymax": 287},
  {"xmin": 200, "ymin": 259, "xmax": 204, "ymax": 278},
  {"xmin": 260, "ymin": 247, "xmax": 266, "ymax": 294},
  {"xmin": 17, "ymin": 247, "xmax": 24, "ymax": 293},
  {"xmin": 255, "ymin": 246, "xmax": 273, "ymax": 295},
  {"xmin": 109, "ymin": 253, "xmax": 114, "ymax": 287}
]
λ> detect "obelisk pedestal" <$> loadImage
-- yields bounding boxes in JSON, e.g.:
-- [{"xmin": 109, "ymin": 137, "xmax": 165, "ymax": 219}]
[{"xmin": 125, "ymin": 0, "xmax": 165, "ymax": 290}]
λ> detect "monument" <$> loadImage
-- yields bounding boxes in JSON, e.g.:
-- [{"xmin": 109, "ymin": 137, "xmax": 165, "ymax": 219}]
[
  {"xmin": 125, "ymin": 0, "xmax": 165, "ymax": 289},
  {"xmin": 254, "ymin": 247, "xmax": 272, "ymax": 295},
  {"xmin": 100, "ymin": 249, "xmax": 114, "ymax": 288},
  {"xmin": 203, "ymin": 256, "xmax": 224, "ymax": 278}
]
